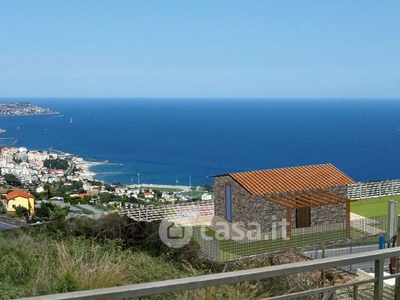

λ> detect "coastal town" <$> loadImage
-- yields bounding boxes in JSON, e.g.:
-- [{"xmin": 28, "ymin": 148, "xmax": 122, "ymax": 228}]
[
  {"xmin": 0, "ymin": 101, "xmax": 212, "ymax": 223},
  {"xmin": 0, "ymin": 101, "xmax": 59, "ymax": 135},
  {"xmin": 0, "ymin": 145, "xmax": 213, "ymax": 222},
  {"xmin": 0, "ymin": 102, "xmax": 58, "ymax": 116},
  {"xmin": 1, "ymin": 2, "xmax": 398, "ymax": 298}
]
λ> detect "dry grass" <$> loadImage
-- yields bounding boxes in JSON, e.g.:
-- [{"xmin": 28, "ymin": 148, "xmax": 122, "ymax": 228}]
[
  {"xmin": 32, "ymin": 240, "xmax": 128, "ymax": 294},
  {"xmin": 0, "ymin": 215, "xmax": 346, "ymax": 300},
  {"xmin": 178, "ymin": 264, "xmax": 266, "ymax": 300},
  {"xmin": 0, "ymin": 231, "xmax": 189, "ymax": 299}
]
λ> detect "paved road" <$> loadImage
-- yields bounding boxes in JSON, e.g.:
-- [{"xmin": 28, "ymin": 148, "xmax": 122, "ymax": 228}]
[
  {"xmin": 76, "ymin": 204, "xmax": 104, "ymax": 214},
  {"xmin": 0, "ymin": 221, "xmax": 18, "ymax": 231}
]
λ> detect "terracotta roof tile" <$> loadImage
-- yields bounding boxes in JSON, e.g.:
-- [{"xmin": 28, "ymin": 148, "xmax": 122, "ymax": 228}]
[
  {"xmin": 6, "ymin": 190, "xmax": 35, "ymax": 200},
  {"xmin": 229, "ymin": 163, "xmax": 355, "ymax": 195}
]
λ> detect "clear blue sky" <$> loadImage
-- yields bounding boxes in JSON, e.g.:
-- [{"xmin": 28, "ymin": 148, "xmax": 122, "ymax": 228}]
[{"xmin": 1, "ymin": 1, "xmax": 399, "ymax": 98}]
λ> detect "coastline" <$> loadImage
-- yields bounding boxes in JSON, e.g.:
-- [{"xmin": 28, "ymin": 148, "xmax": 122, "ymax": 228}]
[
  {"xmin": 138, "ymin": 183, "xmax": 192, "ymax": 191},
  {"xmin": 0, "ymin": 112, "xmax": 59, "ymax": 117},
  {"xmin": 80, "ymin": 161, "xmax": 192, "ymax": 190},
  {"xmin": 75, "ymin": 160, "xmax": 106, "ymax": 181}
]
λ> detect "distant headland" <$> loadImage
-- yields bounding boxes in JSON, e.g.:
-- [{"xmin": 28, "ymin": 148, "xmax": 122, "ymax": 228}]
[{"xmin": 0, "ymin": 102, "xmax": 59, "ymax": 116}]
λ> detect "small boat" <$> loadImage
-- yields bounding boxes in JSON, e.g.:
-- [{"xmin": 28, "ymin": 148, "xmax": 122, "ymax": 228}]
[{"xmin": 70, "ymin": 117, "xmax": 73, "ymax": 123}]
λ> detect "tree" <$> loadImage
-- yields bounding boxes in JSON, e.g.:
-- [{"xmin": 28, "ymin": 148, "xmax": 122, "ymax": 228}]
[
  {"xmin": 4, "ymin": 174, "xmax": 21, "ymax": 186},
  {"xmin": 43, "ymin": 158, "xmax": 69, "ymax": 170},
  {"xmin": 104, "ymin": 184, "xmax": 115, "ymax": 192},
  {"xmin": 35, "ymin": 203, "xmax": 50, "ymax": 219},
  {"xmin": 153, "ymin": 189, "xmax": 162, "ymax": 198},
  {"xmin": 83, "ymin": 195, "xmax": 92, "ymax": 202},
  {"xmin": 203, "ymin": 184, "xmax": 213, "ymax": 192},
  {"xmin": 14, "ymin": 206, "xmax": 29, "ymax": 220},
  {"xmin": 72, "ymin": 181, "xmax": 83, "ymax": 190},
  {"xmin": 35, "ymin": 202, "xmax": 69, "ymax": 221}
]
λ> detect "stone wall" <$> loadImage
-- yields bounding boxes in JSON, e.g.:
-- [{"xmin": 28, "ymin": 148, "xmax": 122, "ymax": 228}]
[
  {"xmin": 327, "ymin": 185, "xmax": 348, "ymax": 198},
  {"xmin": 214, "ymin": 175, "xmax": 348, "ymax": 233},
  {"xmin": 310, "ymin": 203, "xmax": 346, "ymax": 226},
  {"xmin": 214, "ymin": 176, "xmax": 285, "ymax": 232}
]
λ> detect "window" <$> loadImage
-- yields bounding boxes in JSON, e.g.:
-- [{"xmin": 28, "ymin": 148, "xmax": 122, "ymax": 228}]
[{"xmin": 225, "ymin": 185, "xmax": 232, "ymax": 221}]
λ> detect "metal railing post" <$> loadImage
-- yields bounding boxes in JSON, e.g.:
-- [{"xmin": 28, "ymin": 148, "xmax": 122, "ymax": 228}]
[
  {"xmin": 374, "ymin": 258, "xmax": 384, "ymax": 299},
  {"xmin": 353, "ymin": 285, "xmax": 358, "ymax": 300},
  {"xmin": 396, "ymin": 215, "xmax": 400, "ymax": 298}
]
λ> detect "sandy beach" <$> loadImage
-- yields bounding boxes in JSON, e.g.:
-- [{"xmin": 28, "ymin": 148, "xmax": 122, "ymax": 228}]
[
  {"xmin": 73, "ymin": 158, "xmax": 193, "ymax": 189},
  {"xmin": 75, "ymin": 160, "xmax": 105, "ymax": 181}
]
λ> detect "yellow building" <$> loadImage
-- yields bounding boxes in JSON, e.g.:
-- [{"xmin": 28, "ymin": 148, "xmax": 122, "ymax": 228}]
[{"xmin": 5, "ymin": 190, "xmax": 35, "ymax": 213}]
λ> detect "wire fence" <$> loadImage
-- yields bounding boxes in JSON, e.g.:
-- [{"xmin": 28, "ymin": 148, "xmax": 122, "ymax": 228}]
[{"xmin": 194, "ymin": 215, "xmax": 387, "ymax": 262}]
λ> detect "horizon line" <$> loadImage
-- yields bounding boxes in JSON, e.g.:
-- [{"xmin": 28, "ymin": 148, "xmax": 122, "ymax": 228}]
[{"xmin": 1, "ymin": 97, "xmax": 400, "ymax": 100}]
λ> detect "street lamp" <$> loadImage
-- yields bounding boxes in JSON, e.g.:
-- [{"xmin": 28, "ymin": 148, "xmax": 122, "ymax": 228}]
[{"xmin": 190, "ymin": 175, "xmax": 192, "ymax": 198}]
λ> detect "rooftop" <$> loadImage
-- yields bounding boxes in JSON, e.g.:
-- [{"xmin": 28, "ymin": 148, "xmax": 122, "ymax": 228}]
[
  {"xmin": 6, "ymin": 190, "xmax": 35, "ymax": 200},
  {"xmin": 214, "ymin": 163, "xmax": 355, "ymax": 195}
]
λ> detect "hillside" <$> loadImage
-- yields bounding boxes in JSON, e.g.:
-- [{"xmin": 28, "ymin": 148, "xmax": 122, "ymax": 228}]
[{"xmin": 0, "ymin": 215, "xmax": 344, "ymax": 299}]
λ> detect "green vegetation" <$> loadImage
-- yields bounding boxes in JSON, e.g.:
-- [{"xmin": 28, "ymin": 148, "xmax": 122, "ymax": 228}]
[
  {"xmin": 197, "ymin": 227, "xmax": 363, "ymax": 261},
  {"xmin": 0, "ymin": 214, "xmax": 333, "ymax": 299},
  {"xmin": 34, "ymin": 202, "xmax": 70, "ymax": 221},
  {"xmin": 350, "ymin": 195, "xmax": 400, "ymax": 218},
  {"xmin": 14, "ymin": 206, "xmax": 29, "ymax": 220},
  {"xmin": 37, "ymin": 181, "xmax": 84, "ymax": 200},
  {"xmin": 3, "ymin": 174, "xmax": 21, "ymax": 186},
  {"xmin": 203, "ymin": 184, "xmax": 213, "ymax": 192},
  {"xmin": 43, "ymin": 158, "xmax": 69, "ymax": 170},
  {"xmin": 141, "ymin": 185, "xmax": 179, "ymax": 193}
]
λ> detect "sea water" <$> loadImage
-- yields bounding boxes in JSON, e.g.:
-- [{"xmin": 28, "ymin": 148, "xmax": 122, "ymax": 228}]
[{"xmin": 0, "ymin": 98, "xmax": 399, "ymax": 186}]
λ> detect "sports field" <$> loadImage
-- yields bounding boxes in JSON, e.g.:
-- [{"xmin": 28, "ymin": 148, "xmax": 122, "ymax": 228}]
[{"xmin": 350, "ymin": 195, "xmax": 400, "ymax": 218}]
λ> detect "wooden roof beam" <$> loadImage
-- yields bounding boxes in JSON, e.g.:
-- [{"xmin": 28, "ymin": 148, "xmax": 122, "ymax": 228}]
[
  {"xmin": 262, "ymin": 195, "xmax": 296, "ymax": 210},
  {"xmin": 304, "ymin": 191, "xmax": 344, "ymax": 204},
  {"xmin": 318, "ymin": 190, "xmax": 350, "ymax": 202},
  {"xmin": 295, "ymin": 194, "xmax": 323, "ymax": 206},
  {"xmin": 272, "ymin": 193, "xmax": 314, "ymax": 209},
  {"xmin": 302, "ymin": 193, "xmax": 333, "ymax": 205},
  {"xmin": 310, "ymin": 192, "xmax": 346, "ymax": 204}
]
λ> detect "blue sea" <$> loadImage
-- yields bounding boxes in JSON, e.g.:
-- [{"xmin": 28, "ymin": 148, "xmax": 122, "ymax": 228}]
[{"xmin": 0, "ymin": 98, "xmax": 399, "ymax": 186}]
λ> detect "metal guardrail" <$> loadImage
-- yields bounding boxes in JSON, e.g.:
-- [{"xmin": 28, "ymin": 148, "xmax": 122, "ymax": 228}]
[
  {"xmin": 348, "ymin": 179, "xmax": 400, "ymax": 199},
  {"xmin": 119, "ymin": 200, "xmax": 214, "ymax": 222},
  {"xmin": 17, "ymin": 247, "xmax": 400, "ymax": 300}
]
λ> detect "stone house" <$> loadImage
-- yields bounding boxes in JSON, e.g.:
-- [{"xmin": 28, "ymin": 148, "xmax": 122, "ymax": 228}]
[{"xmin": 212, "ymin": 163, "xmax": 355, "ymax": 238}]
